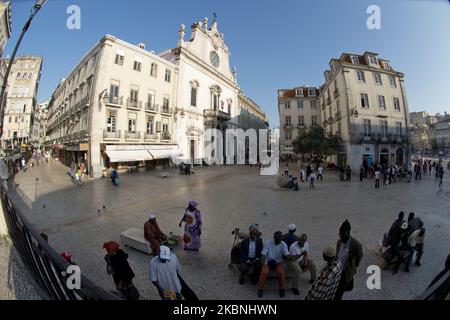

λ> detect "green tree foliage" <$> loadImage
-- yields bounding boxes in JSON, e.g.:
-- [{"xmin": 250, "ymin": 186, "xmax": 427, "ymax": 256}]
[{"xmin": 293, "ymin": 126, "xmax": 341, "ymax": 162}]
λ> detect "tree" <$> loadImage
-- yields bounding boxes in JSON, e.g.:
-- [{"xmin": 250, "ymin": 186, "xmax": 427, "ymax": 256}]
[
  {"xmin": 293, "ymin": 126, "xmax": 341, "ymax": 164},
  {"xmin": 430, "ymin": 138, "xmax": 439, "ymax": 154}
]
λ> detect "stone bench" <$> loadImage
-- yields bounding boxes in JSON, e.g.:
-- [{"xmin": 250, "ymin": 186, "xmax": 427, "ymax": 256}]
[{"xmin": 120, "ymin": 227, "xmax": 151, "ymax": 255}]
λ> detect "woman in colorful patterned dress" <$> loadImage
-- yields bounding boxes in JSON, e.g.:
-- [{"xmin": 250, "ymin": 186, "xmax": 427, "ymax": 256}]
[{"xmin": 179, "ymin": 200, "xmax": 202, "ymax": 251}]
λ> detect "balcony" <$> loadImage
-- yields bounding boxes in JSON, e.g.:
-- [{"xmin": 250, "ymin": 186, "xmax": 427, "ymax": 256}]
[
  {"xmin": 80, "ymin": 96, "xmax": 90, "ymax": 108},
  {"xmin": 144, "ymin": 133, "xmax": 157, "ymax": 141},
  {"xmin": 327, "ymin": 97, "xmax": 331, "ymax": 105},
  {"xmin": 377, "ymin": 134, "xmax": 389, "ymax": 143},
  {"xmin": 125, "ymin": 131, "xmax": 141, "ymax": 140},
  {"xmin": 126, "ymin": 98, "xmax": 142, "ymax": 110},
  {"xmin": 103, "ymin": 129, "xmax": 121, "ymax": 140},
  {"xmin": 106, "ymin": 96, "xmax": 123, "ymax": 107},
  {"xmin": 204, "ymin": 109, "xmax": 231, "ymax": 123},
  {"xmin": 284, "ymin": 124, "xmax": 293, "ymax": 129},
  {"xmin": 145, "ymin": 103, "xmax": 158, "ymax": 113},
  {"xmin": 161, "ymin": 132, "xmax": 171, "ymax": 141},
  {"xmin": 333, "ymin": 90, "xmax": 340, "ymax": 98},
  {"xmin": 335, "ymin": 111, "xmax": 342, "ymax": 120},
  {"xmin": 160, "ymin": 107, "xmax": 173, "ymax": 115},
  {"xmin": 360, "ymin": 133, "xmax": 376, "ymax": 142},
  {"xmin": 328, "ymin": 117, "xmax": 334, "ymax": 124},
  {"xmin": 297, "ymin": 124, "xmax": 305, "ymax": 129},
  {"xmin": 323, "ymin": 120, "xmax": 329, "ymax": 127},
  {"xmin": 321, "ymin": 102, "xmax": 326, "ymax": 110}
]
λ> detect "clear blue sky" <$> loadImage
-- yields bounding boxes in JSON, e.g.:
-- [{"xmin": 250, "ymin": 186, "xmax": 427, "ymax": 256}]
[{"xmin": 5, "ymin": 0, "xmax": 450, "ymax": 125}]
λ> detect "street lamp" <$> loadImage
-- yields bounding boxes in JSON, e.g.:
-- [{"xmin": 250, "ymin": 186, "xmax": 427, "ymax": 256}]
[{"xmin": 0, "ymin": 0, "xmax": 48, "ymax": 141}]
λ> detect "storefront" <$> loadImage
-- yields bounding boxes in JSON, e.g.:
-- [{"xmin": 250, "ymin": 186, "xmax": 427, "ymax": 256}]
[
  {"xmin": 101, "ymin": 144, "xmax": 182, "ymax": 175},
  {"xmin": 361, "ymin": 144, "xmax": 374, "ymax": 167}
]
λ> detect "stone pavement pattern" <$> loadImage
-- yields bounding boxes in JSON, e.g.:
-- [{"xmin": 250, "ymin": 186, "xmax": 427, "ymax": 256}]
[
  {"xmin": 7, "ymin": 160, "xmax": 450, "ymax": 300},
  {"xmin": 0, "ymin": 238, "xmax": 44, "ymax": 300}
]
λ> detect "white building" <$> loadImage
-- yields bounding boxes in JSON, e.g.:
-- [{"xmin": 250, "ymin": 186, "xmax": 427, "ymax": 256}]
[
  {"xmin": 32, "ymin": 100, "xmax": 48, "ymax": 146},
  {"xmin": 1, "ymin": 56, "xmax": 43, "ymax": 149},
  {"xmin": 46, "ymin": 17, "xmax": 267, "ymax": 177},
  {"xmin": 277, "ymin": 86, "xmax": 320, "ymax": 160},
  {"xmin": 46, "ymin": 35, "xmax": 178, "ymax": 177}
]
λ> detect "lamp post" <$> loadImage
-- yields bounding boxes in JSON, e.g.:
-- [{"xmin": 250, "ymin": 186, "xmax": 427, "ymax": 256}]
[{"xmin": 0, "ymin": 0, "xmax": 48, "ymax": 142}]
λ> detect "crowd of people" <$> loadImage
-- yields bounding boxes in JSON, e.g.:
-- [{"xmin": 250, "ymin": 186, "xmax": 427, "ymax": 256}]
[
  {"xmin": 284, "ymin": 163, "xmax": 325, "ymax": 190},
  {"xmin": 234, "ymin": 220, "xmax": 363, "ymax": 300},
  {"xmin": 97, "ymin": 200, "xmax": 203, "ymax": 300},
  {"xmin": 380, "ymin": 211, "xmax": 426, "ymax": 274},
  {"xmin": 358, "ymin": 159, "xmax": 445, "ymax": 189}
]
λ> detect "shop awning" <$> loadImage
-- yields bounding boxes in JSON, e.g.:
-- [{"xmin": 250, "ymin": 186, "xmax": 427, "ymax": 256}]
[
  {"xmin": 105, "ymin": 149, "xmax": 154, "ymax": 163},
  {"xmin": 105, "ymin": 148, "xmax": 183, "ymax": 163},
  {"xmin": 149, "ymin": 149, "xmax": 183, "ymax": 160}
]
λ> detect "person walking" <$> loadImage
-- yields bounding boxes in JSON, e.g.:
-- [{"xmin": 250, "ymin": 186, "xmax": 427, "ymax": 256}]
[
  {"xmin": 287, "ymin": 234, "xmax": 317, "ymax": 295},
  {"xmin": 150, "ymin": 245, "xmax": 183, "ymax": 300},
  {"xmin": 284, "ymin": 164, "xmax": 289, "ymax": 176},
  {"xmin": 333, "ymin": 220, "xmax": 363, "ymax": 300},
  {"xmin": 179, "ymin": 200, "xmax": 202, "ymax": 251},
  {"xmin": 374, "ymin": 168, "xmax": 380, "ymax": 189},
  {"xmin": 257, "ymin": 231, "xmax": 289, "ymax": 298},
  {"xmin": 300, "ymin": 167, "xmax": 305, "ymax": 183},
  {"xmin": 317, "ymin": 164, "xmax": 324, "ymax": 181},
  {"xmin": 309, "ymin": 171, "xmax": 316, "ymax": 189},
  {"xmin": 345, "ymin": 165, "xmax": 352, "ymax": 181},
  {"xmin": 103, "ymin": 241, "xmax": 139, "ymax": 300},
  {"xmin": 306, "ymin": 246, "xmax": 343, "ymax": 300},
  {"xmin": 439, "ymin": 166, "xmax": 444, "ymax": 188},
  {"xmin": 306, "ymin": 163, "xmax": 312, "ymax": 181},
  {"xmin": 408, "ymin": 227, "xmax": 425, "ymax": 267},
  {"xmin": 359, "ymin": 166, "xmax": 364, "ymax": 182}
]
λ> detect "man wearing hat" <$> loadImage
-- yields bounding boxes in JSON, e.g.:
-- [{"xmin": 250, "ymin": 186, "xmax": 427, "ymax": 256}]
[
  {"xmin": 149, "ymin": 245, "xmax": 182, "ymax": 300},
  {"xmin": 239, "ymin": 224, "xmax": 263, "ymax": 285},
  {"xmin": 282, "ymin": 223, "xmax": 300, "ymax": 249},
  {"xmin": 334, "ymin": 220, "xmax": 363, "ymax": 300},
  {"xmin": 144, "ymin": 214, "xmax": 168, "ymax": 255},
  {"xmin": 306, "ymin": 246, "xmax": 342, "ymax": 300}
]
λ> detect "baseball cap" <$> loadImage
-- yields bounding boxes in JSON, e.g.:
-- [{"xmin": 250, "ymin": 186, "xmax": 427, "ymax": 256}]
[
  {"xmin": 149, "ymin": 214, "xmax": 156, "ymax": 220},
  {"xmin": 289, "ymin": 224, "xmax": 296, "ymax": 231},
  {"xmin": 159, "ymin": 245, "xmax": 171, "ymax": 261}
]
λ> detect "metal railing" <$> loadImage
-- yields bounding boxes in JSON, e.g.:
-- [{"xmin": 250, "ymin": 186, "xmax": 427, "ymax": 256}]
[
  {"xmin": 126, "ymin": 98, "xmax": 142, "ymax": 110},
  {"xmin": 103, "ymin": 129, "xmax": 121, "ymax": 139},
  {"xmin": 416, "ymin": 269, "xmax": 450, "ymax": 300},
  {"xmin": 0, "ymin": 182, "xmax": 118, "ymax": 300},
  {"xmin": 145, "ymin": 103, "xmax": 158, "ymax": 113},
  {"xmin": 125, "ymin": 131, "xmax": 140, "ymax": 139},
  {"xmin": 107, "ymin": 96, "xmax": 123, "ymax": 106}
]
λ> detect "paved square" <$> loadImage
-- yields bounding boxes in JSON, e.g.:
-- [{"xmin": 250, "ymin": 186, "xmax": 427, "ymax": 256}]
[{"xmin": 8, "ymin": 160, "xmax": 450, "ymax": 300}]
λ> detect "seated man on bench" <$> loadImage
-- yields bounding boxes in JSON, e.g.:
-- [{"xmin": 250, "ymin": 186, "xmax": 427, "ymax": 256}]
[{"xmin": 144, "ymin": 214, "xmax": 168, "ymax": 255}]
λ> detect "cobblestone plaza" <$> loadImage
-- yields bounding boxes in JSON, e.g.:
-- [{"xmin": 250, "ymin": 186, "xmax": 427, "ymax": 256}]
[{"xmin": 5, "ymin": 160, "xmax": 450, "ymax": 300}]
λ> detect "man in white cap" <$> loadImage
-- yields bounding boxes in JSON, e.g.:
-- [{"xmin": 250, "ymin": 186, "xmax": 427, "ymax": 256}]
[
  {"xmin": 282, "ymin": 223, "xmax": 299, "ymax": 249},
  {"xmin": 144, "ymin": 214, "xmax": 168, "ymax": 255},
  {"xmin": 306, "ymin": 246, "xmax": 342, "ymax": 300},
  {"xmin": 149, "ymin": 245, "xmax": 182, "ymax": 300}
]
